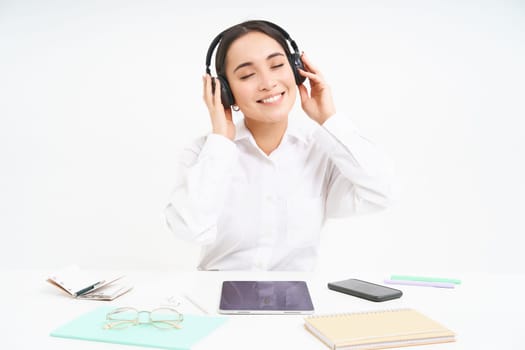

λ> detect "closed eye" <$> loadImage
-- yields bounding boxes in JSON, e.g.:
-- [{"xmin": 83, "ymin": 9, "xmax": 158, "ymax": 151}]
[
  {"xmin": 239, "ymin": 63, "xmax": 284, "ymax": 80},
  {"xmin": 240, "ymin": 73, "xmax": 255, "ymax": 80}
]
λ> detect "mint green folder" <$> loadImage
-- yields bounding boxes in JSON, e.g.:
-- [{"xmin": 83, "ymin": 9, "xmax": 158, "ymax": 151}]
[{"xmin": 50, "ymin": 306, "xmax": 227, "ymax": 350}]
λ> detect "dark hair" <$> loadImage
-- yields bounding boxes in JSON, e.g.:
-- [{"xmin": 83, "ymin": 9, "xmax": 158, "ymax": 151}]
[{"xmin": 215, "ymin": 20, "xmax": 292, "ymax": 78}]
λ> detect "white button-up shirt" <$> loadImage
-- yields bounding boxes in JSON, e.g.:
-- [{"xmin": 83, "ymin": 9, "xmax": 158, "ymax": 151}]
[{"xmin": 165, "ymin": 113, "xmax": 393, "ymax": 271}]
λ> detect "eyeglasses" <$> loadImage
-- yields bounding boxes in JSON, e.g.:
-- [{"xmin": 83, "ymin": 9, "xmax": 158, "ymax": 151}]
[{"xmin": 104, "ymin": 307, "xmax": 184, "ymax": 330}]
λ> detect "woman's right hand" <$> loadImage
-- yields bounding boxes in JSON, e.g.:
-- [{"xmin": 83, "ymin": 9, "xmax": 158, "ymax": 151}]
[{"xmin": 202, "ymin": 75, "xmax": 235, "ymax": 141}]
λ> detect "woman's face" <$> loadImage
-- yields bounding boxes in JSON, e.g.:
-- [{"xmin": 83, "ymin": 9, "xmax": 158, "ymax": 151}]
[{"xmin": 224, "ymin": 31, "xmax": 297, "ymax": 123}]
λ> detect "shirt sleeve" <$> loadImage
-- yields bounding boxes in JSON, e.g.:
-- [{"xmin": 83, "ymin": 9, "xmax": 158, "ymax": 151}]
[
  {"xmin": 312, "ymin": 113, "xmax": 395, "ymax": 217},
  {"xmin": 165, "ymin": 133, "xmax": 238, "ymax": 244}
]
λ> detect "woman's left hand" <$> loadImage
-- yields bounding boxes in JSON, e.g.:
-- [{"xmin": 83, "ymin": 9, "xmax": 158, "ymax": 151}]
[{"xmin": 298, "ymin": 53, "xmax": 336, "ymax": 124}]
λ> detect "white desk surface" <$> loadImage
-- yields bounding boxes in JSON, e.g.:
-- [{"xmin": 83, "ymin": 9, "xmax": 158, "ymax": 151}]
[{"xmin": 2, "ymin": 269, "xmax": 523, "ymax": 349}]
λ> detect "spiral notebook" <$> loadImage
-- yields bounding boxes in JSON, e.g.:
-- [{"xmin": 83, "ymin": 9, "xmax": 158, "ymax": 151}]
[{"xmin": 304, "ymin": 308, "xmax": 456, "ymax": 349}]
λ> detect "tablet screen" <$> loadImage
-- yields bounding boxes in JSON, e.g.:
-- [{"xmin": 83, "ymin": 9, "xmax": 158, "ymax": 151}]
[{"xmin": 219, "ymin": 281, "xmax": 314, "ymax": 314}]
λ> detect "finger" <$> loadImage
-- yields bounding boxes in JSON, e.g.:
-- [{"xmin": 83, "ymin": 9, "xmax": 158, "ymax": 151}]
[
  {"xmin": 213, "ymin": 77, "xmax": 222, "ymax": 107},
  {"xmin": 298, "ymin": 84, "xmax": 309, "ymax": 103},
  {"xmin": 299, "ymin": 68, "xmax": 324, "ymax": 84},
  {"xmin": 300, "ymin": 52, "xmax": 319, "ymax": 74},
  {"xmin": 203, "ymin": 75, "xmax": 213, "ymax": 106}
]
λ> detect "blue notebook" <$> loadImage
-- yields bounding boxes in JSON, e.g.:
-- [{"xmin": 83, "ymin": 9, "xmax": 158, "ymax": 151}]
[{"xmin": 50, "ymin": 306, "xmax": 227, "ymax": 350}]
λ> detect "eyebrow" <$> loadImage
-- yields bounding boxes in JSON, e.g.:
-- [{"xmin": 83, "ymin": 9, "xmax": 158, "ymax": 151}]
[{"xmin": 232, "ymin": 52, "xmax": 285, "ymax": 73}]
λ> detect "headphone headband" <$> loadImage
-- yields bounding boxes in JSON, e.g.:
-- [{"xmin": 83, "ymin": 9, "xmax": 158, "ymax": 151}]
[
  {"xmin": 205, "ymin": 33, "xmax": 223, "ymax": 76},
  {"xmin": 205, "ymin": 20, "xmax": 301, "ymax": 76}
]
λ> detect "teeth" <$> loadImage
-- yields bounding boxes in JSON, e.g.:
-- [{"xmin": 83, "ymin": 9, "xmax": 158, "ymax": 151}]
[{"xmin": 261, "ymin": 94, "xmax": 281, "ymax": 104}]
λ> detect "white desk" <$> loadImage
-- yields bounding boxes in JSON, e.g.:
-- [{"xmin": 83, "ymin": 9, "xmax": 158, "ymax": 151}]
[{"xmin": 2, "ymin": 269, "xmax": 523, "ymax": 349}]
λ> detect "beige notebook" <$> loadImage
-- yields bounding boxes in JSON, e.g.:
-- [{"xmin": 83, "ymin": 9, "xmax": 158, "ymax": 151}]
[{"xmin": 304, "ymin": 308, "xmax": 456, "ymax": 350}]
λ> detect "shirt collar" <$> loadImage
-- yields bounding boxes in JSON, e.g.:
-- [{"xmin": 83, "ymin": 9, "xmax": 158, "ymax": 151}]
[{"xmin": 233, "ymin": 117, "xmax": 309, "ymax": 145}]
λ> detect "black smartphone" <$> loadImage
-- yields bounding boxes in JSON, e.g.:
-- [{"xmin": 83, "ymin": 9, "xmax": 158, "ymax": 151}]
[{"xmin": 327, "ymin": 278, "xmax": 402, "ymax": 302}]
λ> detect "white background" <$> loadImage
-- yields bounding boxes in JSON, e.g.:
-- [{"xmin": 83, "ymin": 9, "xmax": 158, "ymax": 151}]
[{"xmin": 1, "ymin": 0, "xmax": 524, "ymax": 274}]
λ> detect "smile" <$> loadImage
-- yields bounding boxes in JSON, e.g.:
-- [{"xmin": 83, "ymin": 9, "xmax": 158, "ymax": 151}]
[{"xmin": 257, "ymin": 92, "xmax": 284, "ymax": 104}]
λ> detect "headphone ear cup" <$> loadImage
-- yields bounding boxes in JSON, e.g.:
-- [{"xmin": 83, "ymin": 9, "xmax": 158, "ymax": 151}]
[
  {"xmin": 217, "ymin": 76, "xmax": 234, "ymax": 108},
  {"xmin": 289, "ymin": 53, "xmax": 306, "ymax": 85}
]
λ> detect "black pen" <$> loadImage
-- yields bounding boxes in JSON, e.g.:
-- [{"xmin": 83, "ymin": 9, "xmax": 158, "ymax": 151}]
[{"xmin": 75, "ymin": 280, "xmax": 105, "ymax": 297}]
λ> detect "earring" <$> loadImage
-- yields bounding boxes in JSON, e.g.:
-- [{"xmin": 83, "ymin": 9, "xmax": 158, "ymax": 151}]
[{"xmin": 232, "ymin": 105, "xmax": 240, "ymax": 112}]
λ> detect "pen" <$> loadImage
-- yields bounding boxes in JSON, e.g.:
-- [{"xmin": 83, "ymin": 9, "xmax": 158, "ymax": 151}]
[
  {"xmin": 75, "ymin": 280, "xmax": 105, "ymax": 297},
  {"xmin": 390, "ymin": 275, "xmax": 462, "ymax": 285},
  {"xmin": 183, "ymin": 293, "xmax": 209, "ymax": 314},
  {"xmin": 384, "ymin": 279, "xmax": 455, "ymax": 289}
]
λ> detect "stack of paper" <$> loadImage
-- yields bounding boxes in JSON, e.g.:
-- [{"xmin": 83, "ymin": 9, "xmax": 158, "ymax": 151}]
[{"xmin": 47, "ymin": 265, "xmax": 132, "ymax": 301}]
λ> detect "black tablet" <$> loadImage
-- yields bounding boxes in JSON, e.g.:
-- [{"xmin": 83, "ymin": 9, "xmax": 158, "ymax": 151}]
[{"xmin": 218, "ymin": 281, "xmax": 315, "ymax": 314}]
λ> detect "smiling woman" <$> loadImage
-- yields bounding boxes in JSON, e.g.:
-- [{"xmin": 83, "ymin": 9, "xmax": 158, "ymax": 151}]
[{"xmin": 165, "ymin": 20, "xmax": 394, "ymax": 271}]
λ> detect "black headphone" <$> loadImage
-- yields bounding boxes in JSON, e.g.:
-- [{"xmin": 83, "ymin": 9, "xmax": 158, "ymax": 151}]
[{"xmin": 205, "ymin": 20, "xmax": 306, "ymax": 108}]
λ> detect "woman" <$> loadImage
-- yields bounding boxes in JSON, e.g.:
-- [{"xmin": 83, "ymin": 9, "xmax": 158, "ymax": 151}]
[{"xmin": 165, "ymin": 20, "xmax": 393, "ymax": 271}]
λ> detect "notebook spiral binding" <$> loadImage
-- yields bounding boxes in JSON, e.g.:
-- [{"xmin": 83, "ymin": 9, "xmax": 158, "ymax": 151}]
[{"xmin": 306, "ymin": 308, "xmax": 412, "ymax": 319}]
